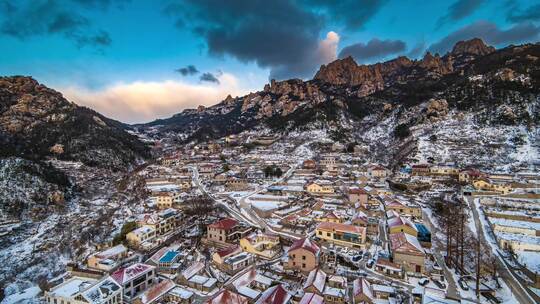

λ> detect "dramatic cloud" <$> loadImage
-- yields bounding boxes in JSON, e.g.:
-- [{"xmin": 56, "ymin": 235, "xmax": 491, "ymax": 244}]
[
  {"xmin": 163, "ymin": 0, "xmax": 378, "ymax": 80},
  {"xmin": 436, "ymin": 0, "xmax": 484, "ymax": 28},
  {"xmin": 428, "ymin": 21, "xmax": 540, "ymax": 54},
  {"xmin": 303, "ymin": 0, "xmax": 387, "ymax": 30},
  {"xmin": 199, "ymin": 72, "xmax": 220, "ymax": 83},
  {"xmin": 270, "ymin": 31, "xmax": 340, "ymax": 80},
  {"xmin": 62, "ymin": 73, "xmax": 251, "ymax": 123},
  {"xmin": 0, "ymin": 0, "xmax": 114, "ymax": 49},
  {"xmin": 507, "ymin": 3, "xmax": 540, "ymax": 23},
  {"xmin": 176, "ymin": 65, "xmax": 199, "ymax": 76},
  {"xmin": 338, "ymin": 38, "xmax": 406, "ymax": 62}
]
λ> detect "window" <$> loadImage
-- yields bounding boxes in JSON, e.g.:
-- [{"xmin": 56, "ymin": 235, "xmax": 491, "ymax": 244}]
[
  {"xmin": 302, "ymin": 255, "xmax": 306, "ymax": 260},
  {"xmin": 318, "ymin": 231, "xmax": 322, "ymax": 235},
  {"xmin": 302, "ymin": 263, "xmax": 306, "ymax": 268},
  {"xmin": 327, "ymin": 232, "xmax": 331, "ymax": 237}
]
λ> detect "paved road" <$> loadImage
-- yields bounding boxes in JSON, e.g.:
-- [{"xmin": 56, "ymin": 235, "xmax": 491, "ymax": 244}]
[
  {"xmin": 421, "ymin": 209, "xmax": 461, "ymax": 300},
  {"xmin": 464, "ymin": 196, "xmax": 535, "ymax": 304}
]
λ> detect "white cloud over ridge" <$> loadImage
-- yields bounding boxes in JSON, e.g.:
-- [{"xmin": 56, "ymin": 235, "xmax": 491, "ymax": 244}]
[{"xmin": 62, "ymin": 73, "xmax": 252, "ymax": 124}]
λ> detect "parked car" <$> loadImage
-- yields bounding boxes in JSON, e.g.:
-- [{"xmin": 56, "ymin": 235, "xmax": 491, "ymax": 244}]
[
  {"xmin": 433, "ymin": 279, "xmax": 446, "ymax": 289},
  {"xmin": 352, "ymin": 255, "xmax": 362, "ymax": 262},
  {"xmin": 458, "ymin": 279, "xmax": 469, "ymax": 291},
  {"xmin": 366, "ymin": 259, "xmax": 375, "ymax": 268},
  {"xmin": 418, "ymin": 278, "xmax": 429, "ymax": 286}
]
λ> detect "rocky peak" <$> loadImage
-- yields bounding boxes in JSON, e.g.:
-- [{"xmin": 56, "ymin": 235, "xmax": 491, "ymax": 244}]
[{"xmin": 451, "ymin": 38, "xmax": 495, "ymax": 56}]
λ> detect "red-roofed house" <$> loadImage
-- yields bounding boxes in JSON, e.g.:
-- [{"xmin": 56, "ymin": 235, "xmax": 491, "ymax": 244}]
[
  {"xmin": 299, "ymin": 293, "xmax": 325, "ymax": 304},
  {"xmin": 111, "ymin": 263, "xmax": 156, "ymax": 300},
  {"xmin": 207, "ymin": 218, "xmax": 252, "ymax": 244},
  {"xmin": 133, "ymin": 279, "xmax": 175, "ymax": 304},
  {"xmin": 286, "ymin": 238, "xmax": 320, "ymax": 273},
  {"xmin": 255, "ymin": 284, "xmax": 291, "ymax": 304},
  {"xmin": 353, "ymin": 278, "xmax": 374, "ymax": 304},
  {"xmin": 390, "ymin": 232, "xmax": 425, "ymax": 273},
  {"xmin": 206, "ymin": 289, "xmax": 249, "ymax": 304},
  {"xmin": 348, "ymin": 188, "xmax": 368, "ymax": 206}
]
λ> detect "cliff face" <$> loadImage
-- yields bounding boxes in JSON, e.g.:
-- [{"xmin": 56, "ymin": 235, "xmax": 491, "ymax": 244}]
[
  {"xmin": 0, "ymin": 76, "xmax": 150, "ymax": 169},
  {"xmin": 314, "ymin": 38, "xmax": 496, "ymax": 96}
]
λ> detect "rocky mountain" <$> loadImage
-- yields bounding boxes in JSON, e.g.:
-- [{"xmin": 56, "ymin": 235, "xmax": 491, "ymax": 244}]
[
  {"xmin": 141, "ymin": 38, "xmax": 539, "ymax": 170},
  {"xmin": 0, "ymin": 76, "xmax": 150, "ymax": 169}
]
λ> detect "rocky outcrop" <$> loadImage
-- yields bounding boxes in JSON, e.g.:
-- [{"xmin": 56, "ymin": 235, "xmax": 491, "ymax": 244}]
[
  {"xmin": 0, "ymin": 76, "xmax": 149, "ymax": 169},
  {"xmin": 451, "ymin": 38, "xmax": 495, "ymax": 56}
]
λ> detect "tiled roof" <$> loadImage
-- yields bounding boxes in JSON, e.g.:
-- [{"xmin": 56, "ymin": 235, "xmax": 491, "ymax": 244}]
[
  {"xmin": 255, "ymin": 284, "xmax": 291, "ymax": 304},
  {"xmin": 316, "ymin": 221, "xmax": 365, "ymax": 235},
  {"xmin": 111, "ymin": 263, "xmax": 154, "ymax": 285},
  {"xmin": 289, "ymin": 238, "xmax": 320, "ymax": 255},
  {"xmin": 209, "ymin": 218, "xmax": 238, "ymax": 230},
  {"xmin": 353, "ymin": 278, "xmax": 373, "ymax": 299},
  {"xmin": 299, "ymin": 293, "xmax": 324, "ymax": 304},
  {"xmin": 207, "ymin": 289, "xmax": 249, "ymax": 304},
  {"xmin": 390, "ymin": 232, "xmax": 424, "ymax": 255}
]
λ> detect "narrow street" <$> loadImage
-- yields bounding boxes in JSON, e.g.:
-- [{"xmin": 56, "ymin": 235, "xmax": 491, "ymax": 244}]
[{"xmin": 464, "ymin": 196, "xmax": 535, "ymax": 304}]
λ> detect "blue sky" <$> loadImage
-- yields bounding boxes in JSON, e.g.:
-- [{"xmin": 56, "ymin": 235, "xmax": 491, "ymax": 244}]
[{"xmin": 0, "ymin": 0, "xmax": 539, "ymax": 123}]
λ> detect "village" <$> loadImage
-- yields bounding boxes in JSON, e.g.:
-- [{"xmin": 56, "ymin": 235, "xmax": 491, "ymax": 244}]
[{"xmin": 36, "ymin": 133, "xmax": 540, "ymax": 304}]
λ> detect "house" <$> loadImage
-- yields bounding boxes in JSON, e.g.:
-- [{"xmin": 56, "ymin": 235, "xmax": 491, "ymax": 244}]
[
  {"xmin": 132, "ymin": 279, "xmax": 175, "ymax": 304},
  {"xmin": 411, "ymin": 164, "xmax": 431, "ymax": 176},
  {"xmin": 206, "ymin": 289, "xmax": 249, "ymax": 304},
  {"xmin": 154, "ymin": 192, "xmax": 173, "ymax": 209},
  {"xmin": 317, "ymin": 211, "xmax": 344, "ymax": 223},
  {"xmin": 303, "ymin": 268, "xmax": 347, "ymax": 304},
  {"xmin": 348, "ymin": 188, "xmax": 368, "ymax": 206},
  {"xmin": 306, "ymin": 182, "xmax": 334, "ymax": 195},
  {"xmin": 139, "ymin": 208, "xmax": 182, "ymax": 236},
  {"xmin": 286, "ymin": 238, "xmax": 321, "ymax": 273},
  {"xmin": 87, "ymin": 244, "xmax": 129, "ymax": 272},
  {"xmin": 430, "ymin": 165, "xmax": 459, "ymax": 176},
  {"xmin": 255, "ymin": 284, "xmax": 291, "ymax": 304},
  {"xmin": 226, "ymin": 178, "xmax": 250, "ymax": 191},
  {"xmin": 221, "ymin": 251, "xmax": 255, "ymax": 275},
  {"xmin": 374, "ymin": 258, "xmax": 403, "ymax": 279},
  {"xmin": 387, "ymin": 216, "xmax": 418, "ymax": 237},
  {"xmin": 315, "ymin": 222, "xmax": 366, "ymax": 249},
  {"xmin": 45, "ymin": 276, "xmax": 122, "ymax": 304},
  {"xmin": 126, "ymin": 226, "xmax": 156, "ymax": 249},
  {"xmin": 207, "ymin": 218, "xmax": 252, "ymax": 244},
  {"xmin": 303, "ymin": 159, "xmax": 317, "ymax": 170},
  {"xmin": 231, "ymin": 267, "xmax": 273, "ymax": 301},
  {"xmin": 165, "ymin": 286, "xmax": 194, "ymax": 303},
  {"xmin": 384, "ymin": 198, "xmax": 422, "ymax": 219},
  {"xmin": 352, "ymin": 278, "xmax": 374, "ymax": 304},
  {"xmin": 147, "ymin": 247, "xmax": 182, "ymax": 274},
  {"xmin": 178, "ymin": 262, "xmax": 217, "ymax": 292},
  {"xmin": 299, "ymin": 293, "xmax": 325, "ymax": 304},
  {"xmin": 473, "ymin": 179, "xmax": 513, "ymax": 194},
  {"xmin": 458, "ymin": 169, "xmax": 485, "ymax": 183},
  {"xmin": 367, "ymin": 165, "xmax": 387, "ymax": 178},
  {"xmin": 111, "ymin": 263, "xmax": 157, "ymax": 300},
  {"xmin": 390, "ymin": 232, "xmax": 425, "ymax": 273},
  {"xmin": 240, "ymin": 232, "xmax": 281, "ymax": 259},
  {"xmin": 212, "ymin": 245, "xmax": 242, "ymax": 266}
]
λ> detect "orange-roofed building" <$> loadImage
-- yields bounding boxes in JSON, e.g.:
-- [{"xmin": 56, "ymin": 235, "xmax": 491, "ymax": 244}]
[
  {"xmin": 286, "ymin": 238, "xmax": 320, "ymax": 273},
  {"xmin": 207, "ymin": 218, "xmax": 252, "ymax": 244},
  {"xmin": 315, "ymin": 222, "xmax": 366, "ymax": 249}
]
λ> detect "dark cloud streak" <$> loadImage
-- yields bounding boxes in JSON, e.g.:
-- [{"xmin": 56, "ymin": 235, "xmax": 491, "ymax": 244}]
[
  {"xmin": 339, "ymin": 38, "xmax": 406, "ymax": 62},
  {"xmin": 0, "ymin": 0, "xmax": 115, "ymax": 49},
  {"xmin": 428, "ymin": 21, "xmax": 540, "ymax": 54},
  {"xmin": 199, "ymin": 72, "xmax": 219, "ymax": 84},
  {"xmin": 176, "ymin": 65, "xmax": 199, "ymax": 76},
  {"xmin": 436, "ymin": 0, "xmax": 484, "ymax": 28},
  {"xmin": 164, "ymin": 0, "xmax": 382, "ymax": 80}
]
